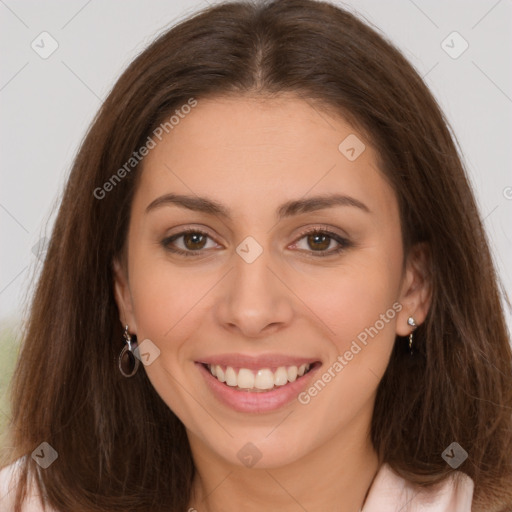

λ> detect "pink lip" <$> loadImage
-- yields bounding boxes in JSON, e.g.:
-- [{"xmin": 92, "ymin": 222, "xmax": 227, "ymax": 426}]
[
  {"xmin": 196, "ymin": 360, "xmax": 322, "ymax": 413},
  {"xmin": 197, "ymin": 353, "xmax": 319, "ymax": 371}
]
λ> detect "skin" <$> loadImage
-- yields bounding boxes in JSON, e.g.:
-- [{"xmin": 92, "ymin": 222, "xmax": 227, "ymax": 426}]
[{"xmin": 113, "ymin": 94, "xmax": 431, "ymax": 512}]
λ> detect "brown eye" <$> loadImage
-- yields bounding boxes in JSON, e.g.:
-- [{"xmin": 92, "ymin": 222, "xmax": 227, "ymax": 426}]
[
  {"xmin": 292, "ymin": 228, "xmax": 352, "ymax": 257},
  {"xmin": 161, "ymin": 229, "xmax": 218, "ymax": 256},
  {"xmin": 183, "ymin": 232, "xmax": 207, "ymax": 250},
  {"xmin": 306, "ymin": 233, "xmax": 331, "ymax": 251}
]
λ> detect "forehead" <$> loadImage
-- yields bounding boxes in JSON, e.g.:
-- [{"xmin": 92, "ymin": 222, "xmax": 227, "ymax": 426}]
[{"xmin": 133, "ymin": 94, "xmax": 396, "ymax": 219}]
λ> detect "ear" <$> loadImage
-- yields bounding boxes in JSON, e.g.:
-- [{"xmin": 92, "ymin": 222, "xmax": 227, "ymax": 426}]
[
  {"xmin": 396, "ymin": 242, "xmax": 432, "ymax": 336},
  {"xmin": 112, "ymin": 256, "xmax": 138, "ymax": 333}
]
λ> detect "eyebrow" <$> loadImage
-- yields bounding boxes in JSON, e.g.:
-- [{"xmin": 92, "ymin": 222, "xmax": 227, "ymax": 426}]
[{"xmin": 145, "ymin": 192, "xmax": 371, "ymax": 220}]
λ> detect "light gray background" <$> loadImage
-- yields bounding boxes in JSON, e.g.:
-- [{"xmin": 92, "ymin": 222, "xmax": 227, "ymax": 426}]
[{"xmin": 1, "ymin": 0, "xmax": 511, "ymax": 332}]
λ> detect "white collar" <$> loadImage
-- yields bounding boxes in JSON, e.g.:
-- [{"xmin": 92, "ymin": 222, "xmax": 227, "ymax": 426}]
[{"xmin": 361, "ymin": 463, "xmax": 474, "ymax": 512}]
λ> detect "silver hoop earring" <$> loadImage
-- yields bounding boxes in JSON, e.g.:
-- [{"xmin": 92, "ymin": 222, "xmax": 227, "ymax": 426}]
[
  {"xmin": 407, "ymin": 316, "xmax": 417, "ymax": 355},
  {"xmin": 118, "ymin": 325, "xmax": 140, "ymax": 377}
]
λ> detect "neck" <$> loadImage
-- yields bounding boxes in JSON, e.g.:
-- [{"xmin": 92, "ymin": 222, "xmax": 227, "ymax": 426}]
[{"xmin": 186, "ymin": 410, "xmax": 380, "ymax": 512}]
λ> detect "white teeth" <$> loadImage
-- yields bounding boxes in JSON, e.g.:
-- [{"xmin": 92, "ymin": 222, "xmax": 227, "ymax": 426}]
[
  {"xmin": 254, "ymin": 369, "xmax": 275, "ymax": 390},
  {"xmin": 287, "ymin": 366, "xmax": 298, "ymax": 382},
  {"xmin": 207, "ymin": 363, "xmax": 311, "ymax": 390},
  {"xmin": 216, "ymin": 366, "xmax": 226, "ymax": 382},
  {"xmin": 237, "ymin": 368, "xmax": 255, "ymax": 389},
  {"xmin": 225, "ymin": 366, "xmax": 237, "ymax": 386},
  {"xmin": 274, "ymin": 367, "xmax": 288, "ymax": 386}
]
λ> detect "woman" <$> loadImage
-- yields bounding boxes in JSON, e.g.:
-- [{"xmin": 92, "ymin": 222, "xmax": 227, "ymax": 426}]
[{"xmin": 1, "ymin": 0, "xmax": 511, "ymax": 510}]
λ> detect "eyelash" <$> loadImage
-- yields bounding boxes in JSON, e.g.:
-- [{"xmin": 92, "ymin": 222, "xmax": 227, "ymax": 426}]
[{"xmin": 161, "ymin": 227, "xmax": 352, "ymax": 258}]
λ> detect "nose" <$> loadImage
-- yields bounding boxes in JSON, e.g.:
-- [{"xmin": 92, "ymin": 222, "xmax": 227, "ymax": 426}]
[{"xmin": 214, "ymin": 241, "xmax": 294, "ymax": 338}]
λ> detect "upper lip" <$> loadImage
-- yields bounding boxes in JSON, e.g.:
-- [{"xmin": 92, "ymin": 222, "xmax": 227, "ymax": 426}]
[{"xmin": 196, "ymin": 353, "xmax": 320, "ymax": 370}]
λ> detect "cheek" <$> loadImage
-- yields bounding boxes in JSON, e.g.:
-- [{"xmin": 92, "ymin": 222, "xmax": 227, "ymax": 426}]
[
  {"xmin": 127, "ymin": 249, "xmax": 224, "ymax": 377},
  {"xmin": 294, "ymin": 255, "xmax": 401, "ymax": 342},
  {"xmin": 128, "ymin": 241, "xmax": 204, "ymax": 335},
  {"xmin": 130, "ymin": 272, "xmax": 179, "ymax": 340},
  {"xmin": 127, "ymin": 256, "xmax": 207, "ymax": 421},
  {"xmin": 294, "ymin": 274, "xmax": 399, "ymax": 419},
  {"xmin": 291, "ymin": 246, "xmax": 402, "ymax": 404}
]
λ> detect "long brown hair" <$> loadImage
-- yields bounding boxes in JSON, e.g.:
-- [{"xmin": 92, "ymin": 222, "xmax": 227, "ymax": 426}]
[{"xmin": 3, "ymin": 1, "xmax": 511, "ymax": 510}]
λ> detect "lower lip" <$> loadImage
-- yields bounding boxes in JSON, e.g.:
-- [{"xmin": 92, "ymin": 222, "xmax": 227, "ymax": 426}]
[{"xmin": 196, "ymin": 362, "xmax": 321, "ymax": 413}]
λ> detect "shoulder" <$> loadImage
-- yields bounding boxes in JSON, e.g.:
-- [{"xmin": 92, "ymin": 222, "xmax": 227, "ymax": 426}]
[
  {"xmin": 0, "ymin": 457, "xmax": 54, "ymax": 512},
  {"xmin": 362, "ymin": 462, "xmax": 474, "ymax": 511}
]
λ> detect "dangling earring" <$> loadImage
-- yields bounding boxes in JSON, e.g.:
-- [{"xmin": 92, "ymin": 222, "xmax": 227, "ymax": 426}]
[
  {"xmin": 118, "ymin": 325, "xmax": 140, "ymax": 377},
  {"xmin": 407, "ymin": 316, "xmax": 417, "ymax": 355}
]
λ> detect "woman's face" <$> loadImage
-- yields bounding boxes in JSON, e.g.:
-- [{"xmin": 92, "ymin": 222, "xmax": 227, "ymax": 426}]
[{"xmin": 114, "ymin": 94, "xmax": 427, "ymax": 468}]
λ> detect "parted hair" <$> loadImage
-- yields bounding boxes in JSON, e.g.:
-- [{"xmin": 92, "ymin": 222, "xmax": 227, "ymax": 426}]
[{"xmin": 2, "ymin": 1, "xmax": 511, "ymax": 511}]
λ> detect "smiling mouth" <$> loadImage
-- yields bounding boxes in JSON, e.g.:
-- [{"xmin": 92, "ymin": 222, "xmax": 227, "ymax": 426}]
[{"xmin": 202, "ymin": 362, "xmax": 318, "ymax": 392}]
